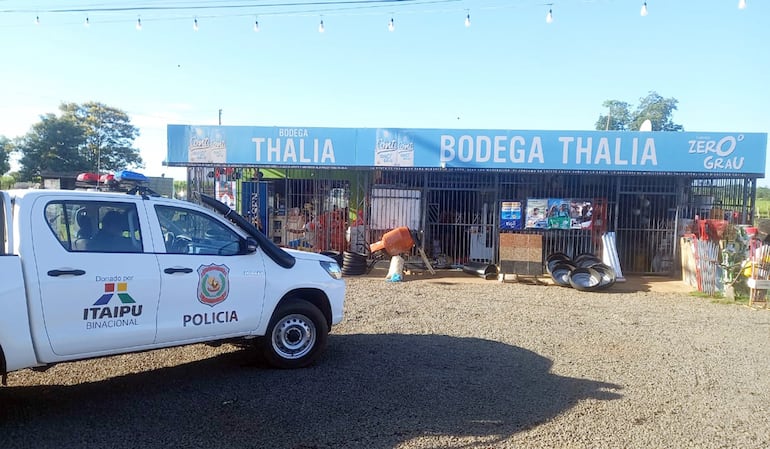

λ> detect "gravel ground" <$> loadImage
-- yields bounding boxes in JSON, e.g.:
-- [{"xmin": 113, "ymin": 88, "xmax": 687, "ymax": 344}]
[{"xmin": 2, "ymin": 273, "xmax": 769, "ymax": 449}]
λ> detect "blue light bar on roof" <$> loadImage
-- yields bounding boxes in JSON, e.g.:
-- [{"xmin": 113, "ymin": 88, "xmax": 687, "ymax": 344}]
[{"xmin": 114, "ymin": 170, "xmax": 148, "ymax": 183}]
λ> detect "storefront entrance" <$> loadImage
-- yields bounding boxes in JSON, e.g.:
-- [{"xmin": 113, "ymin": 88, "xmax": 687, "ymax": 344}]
[
  {"xmin": 424, "ymin": 187, "xmax": 496, "ymax": 266},
  {"xmin": 615, "ymin": 177, "xmax": 679, "ymax": 274},
  {"xmin": 184, "ymin": 166, "xmax": 757, "ymax": 276}
]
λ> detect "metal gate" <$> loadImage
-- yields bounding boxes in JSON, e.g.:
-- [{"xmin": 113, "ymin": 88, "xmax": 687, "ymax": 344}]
[
  {"xmin": 184, "ymin": 166, "xmax": 757, "ymax": 276},
  {"xmin": 424, "ymin": 186, "xmax": 496, "ymax": 266},
  {"xmin": 498, "ymin": 172, "xmax": 616, "ymax": 267},
  {"xmin": 615, "ymin": 176, "xmax": 679, "ymax": 274}
]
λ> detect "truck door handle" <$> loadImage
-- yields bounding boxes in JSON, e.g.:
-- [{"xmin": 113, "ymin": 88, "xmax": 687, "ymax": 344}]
[
  {"xmin": 164, "ymin": 267, "xmax": 193, "ymax": 274},
  {"xmin": 48, "ymin": 269, "xmax": 86, "ymax": 277}
]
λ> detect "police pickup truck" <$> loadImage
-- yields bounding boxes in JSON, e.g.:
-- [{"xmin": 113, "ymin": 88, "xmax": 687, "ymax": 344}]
[{"xmin": 0, "ymin": 179, "xmax": 345, "ymax": 385}]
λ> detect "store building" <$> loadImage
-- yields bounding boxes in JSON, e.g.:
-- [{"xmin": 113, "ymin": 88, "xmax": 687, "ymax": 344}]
[{"xmin": 167, "ymin": 125, "xmax": 768, "ymax": 275}]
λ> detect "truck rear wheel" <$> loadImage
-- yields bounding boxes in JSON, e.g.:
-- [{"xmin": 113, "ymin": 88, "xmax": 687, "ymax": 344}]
[{"xmin": 258, "ymin": 300, "xmax": 328, "ymax": 369}]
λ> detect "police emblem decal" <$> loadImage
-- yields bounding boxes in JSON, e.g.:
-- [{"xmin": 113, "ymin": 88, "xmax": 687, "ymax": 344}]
[{"xmin": 197, "ymin": 264, "xmax": 230, "ymax": 307}]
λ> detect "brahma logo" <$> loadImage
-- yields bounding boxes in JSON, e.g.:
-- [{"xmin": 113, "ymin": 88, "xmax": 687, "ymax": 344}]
[{"xmin": 197, "ymin": 264, "xmax": 230, "ymax": 307}]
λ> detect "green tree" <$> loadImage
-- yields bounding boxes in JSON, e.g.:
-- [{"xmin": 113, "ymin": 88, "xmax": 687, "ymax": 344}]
[
  {"xmin": 595, "ymin": 91, "xmax": 684, "ymax": 132},
  {"xmin": 14, "ymin": 114, "xmax": 89, "ymax": 181},
  {"xmin": 595, "ymin": 100, "xmax": 631, "ymax": 131},
  {"xmin": 0, "ymin": 136, "xmax": 11, "ymax": 176},
  {"xmin": 12, "ymin": 102, "xmax": 143, "ymax": 181},
  {"xmin": 60, "ymin": 101, "xmax": 143, "ymax": 173},
  {"xmin": 1, "ymin": 172, "xmax": 19, "ymax": 189}
]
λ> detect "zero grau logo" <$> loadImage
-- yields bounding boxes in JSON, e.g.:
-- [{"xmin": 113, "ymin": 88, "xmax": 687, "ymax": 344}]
[
  {"xmin": 83, "ymin": 282, "xmax": 142, "ymax": 330},
  {"xmin": 185, "ymin": 264, "xmax": 239, "ymax": 327}
]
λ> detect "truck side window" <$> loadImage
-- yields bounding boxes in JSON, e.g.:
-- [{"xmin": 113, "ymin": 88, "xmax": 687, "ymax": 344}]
[
  {"xmin": 44, "ymin": 201, "xmax": 143, "ymax": 253},
  {"xmin": 155, "ymin": 205, "xmax": 242, "ymax": 256}
]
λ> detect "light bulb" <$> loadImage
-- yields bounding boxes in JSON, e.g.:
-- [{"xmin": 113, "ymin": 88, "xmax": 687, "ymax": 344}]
[
  {"xmin": 193, "ymin": 18, "xmax": 199, "ymax": 31},
  {"xmin": 388, "ymin": 17, "xmax": 395, "ymax": 32},
  {"xmin": 738, "ymin": 0, "xmax": 747, "ymax": 9},
  {"xmin": 253, "ymin": 20, "xmax": 259, "ymax": 32},
  {"xmin": 136, "ymin": 17, "xmax": 142, "ymax": 30},
  {"xmin": 318, "ymin": 19, "xmax": 324, "ymax": 33},
  {"xmin": 640, "ymin": 2, "xmax": 648, "ymax": 16},
  {"xmin": 465, "ymin": 13, "xmax": 471, "ymax": 28},
  {"xmin": 546, "ymin": 8, "xmax": 553, "ymax": 24}
]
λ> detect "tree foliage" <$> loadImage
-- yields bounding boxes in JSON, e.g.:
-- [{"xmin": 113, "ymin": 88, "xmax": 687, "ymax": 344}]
[
  {"xmin": 60, "ymin": 102, "xmax": 143, "ymax": 173},
  {"xmin": 0, "ymin": 136, "xmax": 11, "ymax": 176},
  {"xmin": 0, "ymin": 175, "xmax": 16, "ymax": 189},
  {"xmin": 595, "ymin": 91, "xmax": 684, "ymax": 132},
  {"xmin": 15, "ymin": 114, "xmax": 89, "ymax": 180},
  {"xmin": 11, "ymin": 102, "xmax": 143, "ymax": 181}
]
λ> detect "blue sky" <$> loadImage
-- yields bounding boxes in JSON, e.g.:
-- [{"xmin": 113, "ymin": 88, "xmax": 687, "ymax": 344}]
[{"xmin": 0, "ymin": 0, "xmax": 768, "ymax": 183}]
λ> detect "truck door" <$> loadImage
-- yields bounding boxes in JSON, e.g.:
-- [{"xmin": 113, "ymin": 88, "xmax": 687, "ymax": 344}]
[
  {"xmin": 31, "ymin": 198, "xmax": 161, "ymax": 357},
  {"xmin": 150, "ymin": 203, "xmax": 266, "ymax": 344}
]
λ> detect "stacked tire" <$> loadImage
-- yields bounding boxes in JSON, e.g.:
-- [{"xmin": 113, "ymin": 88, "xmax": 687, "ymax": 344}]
[
  {"xmin": 546, "ymin": 252, "xmax": 616, "ymax": 291},
  {"xmin": 341, "ymin": 251, "xmax": 368, "ymax": 276}
]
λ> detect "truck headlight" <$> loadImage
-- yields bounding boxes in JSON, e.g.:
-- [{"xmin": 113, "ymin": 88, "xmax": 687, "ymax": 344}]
[{"xmin": 320, "ymin": 260, "xmax": 342, "ymax": 280}]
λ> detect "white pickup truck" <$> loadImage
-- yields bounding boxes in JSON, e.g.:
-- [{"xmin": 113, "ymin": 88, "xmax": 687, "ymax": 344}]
[{"xmin": 0, "ymin": 186, "xmax": 345, "ymax": 385}]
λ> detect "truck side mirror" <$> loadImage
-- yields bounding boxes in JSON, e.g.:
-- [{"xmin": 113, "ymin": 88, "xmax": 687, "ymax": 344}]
[{"xmin": 243, "ymin": 237, "xmax": 258, "ymax": 254}]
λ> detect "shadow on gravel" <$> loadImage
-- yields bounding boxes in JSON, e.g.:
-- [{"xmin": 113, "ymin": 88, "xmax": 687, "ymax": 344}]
[{"xmin": 0, "ymin": 334, "xmax": 622, "ymax": 449}]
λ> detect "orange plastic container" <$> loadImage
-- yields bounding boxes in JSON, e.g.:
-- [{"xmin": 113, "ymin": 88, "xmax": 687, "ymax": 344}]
[{"xmin": 370, "ymin": 226, "xmax": 415, "ymax": 256}]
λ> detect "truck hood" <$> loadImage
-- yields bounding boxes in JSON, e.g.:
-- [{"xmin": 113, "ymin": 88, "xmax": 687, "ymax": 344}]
[{"xmin": 282, "ymin": 248, "xmax": 335, "ymax": 263}]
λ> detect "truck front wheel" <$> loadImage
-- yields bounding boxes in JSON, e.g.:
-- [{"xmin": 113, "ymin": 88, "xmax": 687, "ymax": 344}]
[{"xmin": 259, "ymin": 300, "xmax": 328, "ymax": 369}]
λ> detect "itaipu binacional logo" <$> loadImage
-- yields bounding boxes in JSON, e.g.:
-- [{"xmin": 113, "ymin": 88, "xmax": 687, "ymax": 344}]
[
  {"xmin": 94, "ymin": 282, "xmax": 136, "ymax": 305},
  {"xmin": 197, "ymin": 264, "xmax": 230, "ymax": 307},
  {"xmin": 83, "ymin": 282, "xmax": 142, "ymax": 328}
]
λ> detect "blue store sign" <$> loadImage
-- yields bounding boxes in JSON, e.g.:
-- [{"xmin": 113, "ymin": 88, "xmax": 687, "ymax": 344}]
[{"xmin": 167, "ymin": 125, "xmax": 768, "ymax": 175}]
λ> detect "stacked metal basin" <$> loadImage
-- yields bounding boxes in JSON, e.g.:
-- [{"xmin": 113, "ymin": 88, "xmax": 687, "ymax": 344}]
[{"xmin": 546, "ymin": 252, "xmax": 616, "ymax": 291}]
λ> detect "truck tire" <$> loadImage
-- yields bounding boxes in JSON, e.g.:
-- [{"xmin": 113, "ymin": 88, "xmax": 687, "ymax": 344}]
[{"xmin": 258, "ymin": 299, "xmax": 329, "ymax": 369}]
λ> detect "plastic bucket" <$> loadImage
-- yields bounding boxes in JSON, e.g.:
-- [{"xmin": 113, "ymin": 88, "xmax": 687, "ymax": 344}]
[{"xmin": 370, "ymin": 226, "xmax": 415, "ymax": 256}]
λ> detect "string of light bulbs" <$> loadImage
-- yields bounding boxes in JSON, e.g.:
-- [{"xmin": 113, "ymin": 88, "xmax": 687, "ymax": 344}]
[
  {"xmin": 11, "ymin": 0, "xmax": 458, "ymax": 14},
  {"xmin": 20, "ymin": 0, "xmax": 751, "ymax": 31},
  {"xmin": 23, "ymin": 0, "xmax": 462, "ymax": 30},
  {"xmin": 636, "ymin": 1, "xmax": 747, "ymax": 18}
]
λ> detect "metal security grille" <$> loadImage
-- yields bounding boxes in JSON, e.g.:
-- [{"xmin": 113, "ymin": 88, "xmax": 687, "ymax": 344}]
[
  {"xmin": 684, "ymin": 177, "xmax": 755, "ymax": 224},
  {"xmin": 498, "ymin": 173, "xmax": 616, "ymax": 267},
  {"xmin": 187, "ymin": 166, "xmax": 371, "ymax": 253},
  {"xmin": 366, "ymin": 170, "xmax": 423, "ymax": 252},
  {"xmin": 185, "ymin": 166, "xmax": 757, "ymax": 275},
  {"xmin": 423, "ymin": 171, "xmax": 496, "ymax": 265},
  {"xmin": 615, "ymin": 176, "xmax": 679, "ymax": 274}
]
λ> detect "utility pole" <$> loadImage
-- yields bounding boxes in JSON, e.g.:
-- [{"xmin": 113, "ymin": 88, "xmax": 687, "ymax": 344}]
[{"xmin": 218, "ymin": 109, "xmax": 222, "ymax": 125}]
